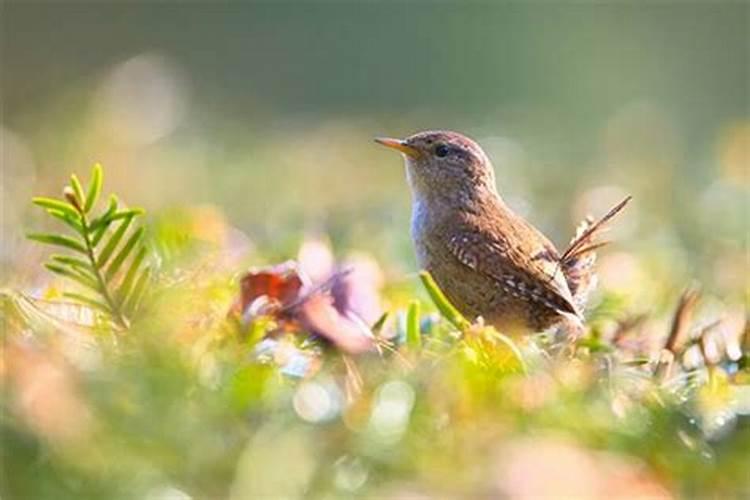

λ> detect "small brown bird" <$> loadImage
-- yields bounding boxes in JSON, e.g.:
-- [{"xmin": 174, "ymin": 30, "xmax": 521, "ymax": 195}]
[{"xmin": 376, "ymin": 130, "xmax": 630, "ymax": 334}]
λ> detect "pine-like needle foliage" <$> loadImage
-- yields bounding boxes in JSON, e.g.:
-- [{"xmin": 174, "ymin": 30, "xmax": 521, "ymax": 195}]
[{"xmin": 27, "ymin": 164, "xmax": 150, "ymax": 328}]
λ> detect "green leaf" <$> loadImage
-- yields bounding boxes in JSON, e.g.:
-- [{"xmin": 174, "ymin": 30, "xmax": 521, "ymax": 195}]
[
  {"xmin": 110, "ymin": 208, "xmax": 146, "ymax": 221},
  {"xmin": 90, "ymin": 195, "xmax": 119, "ymax": 229},
  {"xmin": 46, "ymin": 209, "xmax": 84, "ymax": 234},
  {"xmin": 105, "ymin": 227, "xmax": 144, "ymax": 282},
  {"xmin": 62, "ymin": 292, "xmax": 111, "ymax": 314},
  {"xmin": 419, "ymin": 271, "xmax": 471, "ymax": 331},
  {"xmin": 90, "ymin": 208, "xmax": 144, "ymax": 247},
  {"xmin": 89, "ymin": 196, "xmax": 119, "ymax": 247},
  {"xmin": 406, "ymin": 300, "xmax": 422, "ymax": 350},
  {"xmin": 51, "ymin": 254, "xmax": 94, "ymax": 272},
  {"xmin": 70, "ymin": 174, "xmax": 86, "ymax": 208},
  {"xmin": 84, "ymin": 163, "xmax": 103, "ymax": 213},
  {"xmin": 49, "ymin": 256, "xmax": 99, "ymax": 286},
  {"xmin": 44, "ymin": 263, "xmax": 99, "ymax": 291},
  {"xmin": 123, "ymin": 266, "xmax": 150, "ymax": 315},
  {"xmin": 91, "ymin": 224, "xmax": 110, "ymax": 248},
  {"xmin": 482, "ymin": 327, "xmax": 528, "ymax": 374},
  {"xmin": 27, "ymin": 233, "xmax": 87, "ymax": 254},
  {"xmin": 96, "ymin": 215, "xmax": 134, "ymax": 269},
  {"xmin": 32, "ymin": 197, "xmax": 80, "ymax": 219},
  {"xmin": 371, "ymin": 311, "xmax": 390, "ymax": 334},
  {"xmin": 117, "ymin": 246, "xmax": 146, "ymax": 302},
  {"xmin": 30, "ymin": 164, "xmax": 152, "ymax": 330}
]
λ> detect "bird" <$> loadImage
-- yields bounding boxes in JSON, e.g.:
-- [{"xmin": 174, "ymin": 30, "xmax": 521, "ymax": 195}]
[{"xmin": 375, "ymin": 130, "xmax": 630, "ymax": 334}]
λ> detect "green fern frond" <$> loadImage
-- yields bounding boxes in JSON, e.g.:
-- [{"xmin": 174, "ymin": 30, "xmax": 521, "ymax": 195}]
[
  {"xmin": 90, "ymin": 195, "xmax": 119, "ymax": 246},
  {"xmin": 98, "ymin": 215, "xmax": 134, "ymax": 269},
  {"xmin": 27, "ymin": 233, "xmax": 87, "ymax": 254},
  {"xmin": 123, "ymin": 266, "xmax": 151, "ymax": 315},
  {"xmin": 61, "ymin": 292, "xmax": 111, "ymax": 314},
  {"xmin": 84, "ymin": 163, "xmax": 103, "ymax": 213},
  {"xmin": 28, "ymin": 163, "xmax": 152, "ymax": 329},
  {"xmin": 32, "ymin": 197, "xmax": 79, "ymax": 218},
  {"xmin": 69, "ymin": 174, "xmax": 86, "ymax": 207},
  {"xmin": 44, "ymin": 263, "xmax": 99, "ymax": 290},
  {"xmin": 45, "ymin": 209, "xmax": 85, "ymax": 233},
  {"xmin": 105, "ymin": 227, "xmax": 144, "ymax": 281}
]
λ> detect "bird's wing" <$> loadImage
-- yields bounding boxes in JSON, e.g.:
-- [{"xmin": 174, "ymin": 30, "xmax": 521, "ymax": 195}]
[{"xmin": 446, "ymin": 224, "xmax": 580, "ymax": 319}]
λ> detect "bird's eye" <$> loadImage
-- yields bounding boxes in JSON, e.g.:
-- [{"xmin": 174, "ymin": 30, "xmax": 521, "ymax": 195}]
[{"xmin": 435, "ymin": 145, "xmax": 449, "ymax": 158}]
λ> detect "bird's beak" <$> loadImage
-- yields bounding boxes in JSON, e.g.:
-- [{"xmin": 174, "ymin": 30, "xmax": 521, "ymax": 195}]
[{"xmin": 374, "ymin": 137, "xmax": 421, "ymax": 159}]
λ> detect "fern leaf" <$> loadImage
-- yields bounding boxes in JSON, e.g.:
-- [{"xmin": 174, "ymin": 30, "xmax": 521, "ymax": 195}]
[
  {"xmin": 116, "ymin": 246, "xmax": 146, "ymax": 302},
  {"xmin": 49, "ymin": 256, "xmax": 99, "ymax": 286},
  {"xmin": 3, "ymin": 290, "xmax": 99, "ymax": 337},
  {"xmin": 97, "ymin": 215, "xmax": 134, "ymax": 269},
  {"xmin": 105, "ymin": 227, "xmax": 144, "ymax": 282},
  {"xmin": 46, "ymin": 209, "xmax": 84, "ymax": 234},
  {"xmin": 50, "ymin": 254, "xmax": 94, "ymax": 272},
  {"xmin": 91, "ymin": 224, "xmax": 109, "ymax": 248},
  {"xmin": 90, "ymin": 195, "xmax": 119, "ymax": 231},
  {"xmin": 123, "ymin": 266, "xmax": 150, "ymax": 315},
  {"xmin": 84, "ymin": 163, "xmax": 103, "ymax": 213},
  {"xmin": 27, "ymin": 233, "xmax": 87, "ymax": 254},
  {"xmin": 89, "ymin": 196, "xmax": 119, "ymax": 247},
  {"xmin": 70, "ymin": 174, "xmax": 86, "ymax": 208},
  {"xmin": 44, "ymin": 263, "xmax": 99, "ymax": 291},
  {"xmin": 91, "ymin": 206, "xmax": 144, "ymax": 232},
  {"xmin": 61, "ymin": 292, "xmax": 111, "ymax": 314},
  {"xmin": 110, "ymin": 208, "xmax": 146, "ymax": 221},
  {"xmin": 32, "ymin": 197, "xmax": 79, "ymax": 219},
  {"xmin": 30, "ymin": 163, "xmax": 151, "ymax": 330}
]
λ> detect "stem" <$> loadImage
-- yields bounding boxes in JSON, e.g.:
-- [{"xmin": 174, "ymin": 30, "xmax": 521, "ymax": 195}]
[{"xmin": 78, "ymin": 208, "xmax": 128, "ymax": 329}]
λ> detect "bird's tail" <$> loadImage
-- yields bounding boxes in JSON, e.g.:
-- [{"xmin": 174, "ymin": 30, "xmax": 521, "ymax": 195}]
[{"xmin": 560, "ymin": 196, "xmax": 632, "ymax": 311}]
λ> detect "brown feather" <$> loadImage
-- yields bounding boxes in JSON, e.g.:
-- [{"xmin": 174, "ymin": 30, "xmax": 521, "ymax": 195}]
[
  {"xmin": 560, "ymin": 196, "xmax": 632, "ymax": 309},
  {"xmin": 560, "ymin": 196, "xmax": 632, "ymax": 265}
]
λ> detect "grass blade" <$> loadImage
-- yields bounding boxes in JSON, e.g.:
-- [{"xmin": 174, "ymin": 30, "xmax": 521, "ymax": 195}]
[
  {"xmin": 27, "ymin": 233, "xmax": 87, "ymax": 254},
  {"xmin": 97, "ymin": 215, "xmax": 133, "ymax": 269},
  {"xmin": 406, "ymin": 300, "xmax": 422, "ymax": 350},
  {"xmin": 483, "ymin": 327, "xmax": 528, "ymax": 374},
  {"xmin": 84, "ymin": 163, "xmax": 103, "ymax": 213},
  {"xmin": 105, "ymin": 227, "xmax": 144, "ymax": 282},
  {"xmin": 419, "ymin": 271, "xmax": 471, "ymax": 331},
  {"xmin": 371, "ymin": 311, "xmax": 390, "ymax": 334}
]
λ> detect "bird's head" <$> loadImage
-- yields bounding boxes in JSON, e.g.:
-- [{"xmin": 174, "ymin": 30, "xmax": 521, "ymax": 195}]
[{"xmin": 375, "ymin": 130, "xmax": 497, "ymax": 204}]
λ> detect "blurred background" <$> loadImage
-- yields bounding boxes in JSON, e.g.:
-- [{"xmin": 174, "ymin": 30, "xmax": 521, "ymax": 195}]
[
  {"xmin": 2, "ymin": 4, "xmax": 749, "ymax": 499},
  {"xmin": 2, "ymin": 2, "xmax": 748, "ymax": 307}
]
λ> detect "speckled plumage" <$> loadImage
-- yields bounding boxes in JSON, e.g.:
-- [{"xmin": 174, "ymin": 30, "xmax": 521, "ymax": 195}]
[{"xmin": 376, "ymin": 130, "xmax": 630, "ymax": 334}]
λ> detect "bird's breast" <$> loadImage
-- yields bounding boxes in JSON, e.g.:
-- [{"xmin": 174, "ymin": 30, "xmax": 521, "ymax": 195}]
[
  {"xmin": 410, "ymin": 199, "xmax": 432, "ymax": 267},
  {"xmin": 410, "ymin": 197, "xmax": 458, "ymax": 272}
]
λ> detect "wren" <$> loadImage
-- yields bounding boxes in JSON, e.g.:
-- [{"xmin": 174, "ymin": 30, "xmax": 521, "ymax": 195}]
[{"xmin": 376, "ymin": 130, "xmax": 630, "ymax": 334}]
